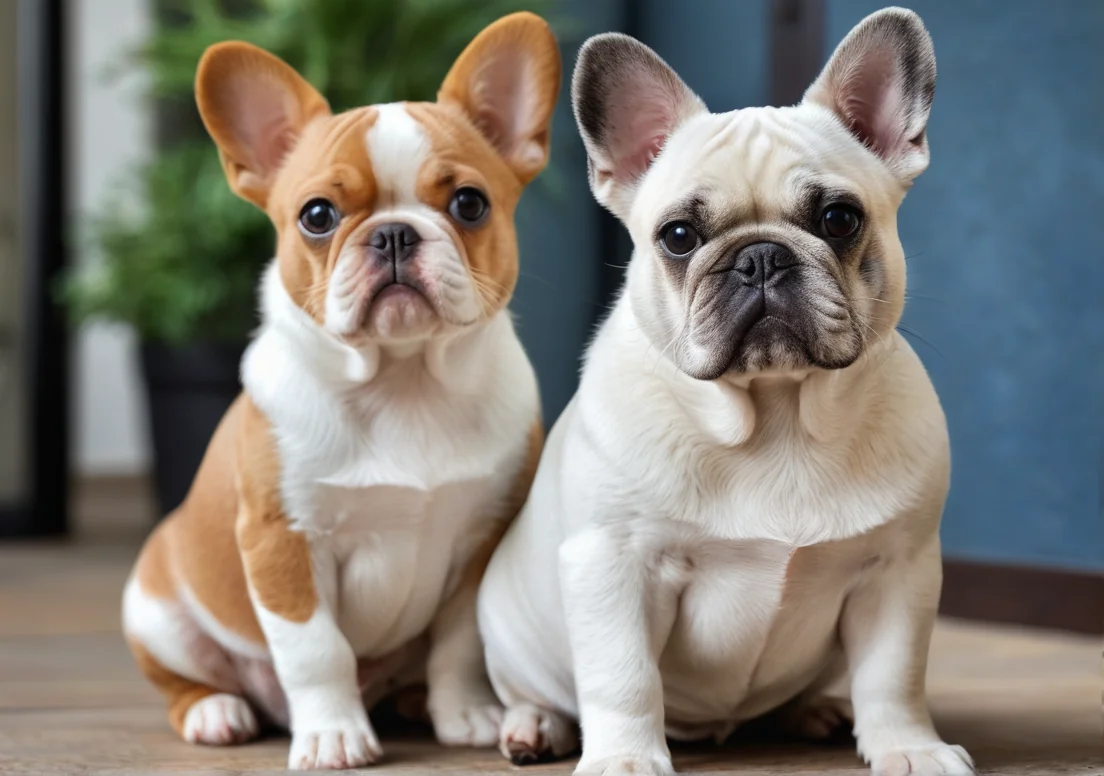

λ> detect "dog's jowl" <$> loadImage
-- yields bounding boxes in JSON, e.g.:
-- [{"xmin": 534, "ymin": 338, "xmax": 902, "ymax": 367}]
[
  {"xmin": 478, "ymin": 8, "xmax": 974, "ymax": 776},
  {"xmin": 121, "ymin": 13, "xmax": 560, "ymax": 771}
]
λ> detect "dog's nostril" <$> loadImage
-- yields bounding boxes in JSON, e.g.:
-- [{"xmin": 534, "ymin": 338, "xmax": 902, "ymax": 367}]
[
  {"xmin": 368, "ymin": 222, "xmax": 421, "ymax": 262},
  {"xmin": 771, "ymin": 251, "xmax": 796, "ymax": 270},
  {"xmin": 734, "ymin": 254, "xmax": 757, "ymax": 277},
  {"xmin": 732, "ymin": 242, "xmax": 796, "ymax": 284}
]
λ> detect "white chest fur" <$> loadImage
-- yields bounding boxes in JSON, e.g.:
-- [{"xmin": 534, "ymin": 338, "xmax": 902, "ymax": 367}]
[
  {"xmin": 480, "ymin": 299, "xmax": 949, "ymax": 731},
  {"xmin": 245, "ymin": 263, "xmax": 539, "ymax": 658}
]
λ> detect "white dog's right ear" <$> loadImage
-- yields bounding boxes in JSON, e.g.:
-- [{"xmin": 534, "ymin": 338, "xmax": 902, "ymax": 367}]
[
  {"xmin": 571, "ymin": 34, "xmax": 706, "ymax": 219},
  {"xmin": 803, "ymin": 7, "xmax": 936, "ymax": 183}
]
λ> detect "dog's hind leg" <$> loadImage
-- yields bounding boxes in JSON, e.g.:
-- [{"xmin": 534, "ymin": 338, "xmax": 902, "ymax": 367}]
[{"xmin": 122, "ymin": 527, "xmax": 259, "ymax": 746}]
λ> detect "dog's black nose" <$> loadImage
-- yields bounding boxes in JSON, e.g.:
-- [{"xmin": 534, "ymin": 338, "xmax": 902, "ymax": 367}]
[
  {"xmin": 368, "ymin": 222, "xmax": 421, "ymax": 264},
  {"xmin": 733, "ymin": 242, "xmax": 797, "ymax": 285}
]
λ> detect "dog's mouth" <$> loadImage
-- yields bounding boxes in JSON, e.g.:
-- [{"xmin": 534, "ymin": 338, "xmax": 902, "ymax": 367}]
[
  {"xmin": 371, "ymin": 282, "xmax": 427, "ymax": 306},
  {"xmin": 677, "ymin": 271, "xmax": 862, "ymax": 380}
]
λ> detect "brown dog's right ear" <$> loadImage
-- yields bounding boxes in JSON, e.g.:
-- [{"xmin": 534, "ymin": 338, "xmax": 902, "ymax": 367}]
[{"xmin": 195, "ymin": 42, "xmax": 330, "ymax": 208}]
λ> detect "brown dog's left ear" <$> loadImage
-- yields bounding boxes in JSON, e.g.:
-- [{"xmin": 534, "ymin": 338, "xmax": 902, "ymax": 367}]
[
  {"xmin": 195, "ymin": 41, "xmax": 331, "ymax": 208},
  {"xmin": 438, "ymin": 12, "xmax": 562, "ymax": 185}
]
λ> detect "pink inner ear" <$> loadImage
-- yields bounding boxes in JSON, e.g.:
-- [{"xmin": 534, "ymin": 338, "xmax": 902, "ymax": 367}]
[
  {"xmin": 605, "ymin": 77, "xmax": 683, "ymax": 182},
  {"xmin": 467, "ymin": 47, "xmax": 549, "ymax": 174},
  {"xmin": 471, "ymin": 54, "xmax": 525, "ymax": 152},
  {"xmin": 227, "ymin": 75, "xmax": 301, "ymax": 174},
  {"xmin": 836, "ymin": 50, "xmax": 909, "ymax": 159}
]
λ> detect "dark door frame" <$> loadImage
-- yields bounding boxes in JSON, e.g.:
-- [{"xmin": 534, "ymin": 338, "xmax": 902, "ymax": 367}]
[{"xmin": 0, "ymin": 0, "xmax": 69, "ymax": 537}]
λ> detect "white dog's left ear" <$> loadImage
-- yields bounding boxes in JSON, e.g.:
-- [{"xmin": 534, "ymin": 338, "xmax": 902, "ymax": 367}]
[{"xmin": 803, "ymin": 7, "xmax": 936, "ymax": 183}]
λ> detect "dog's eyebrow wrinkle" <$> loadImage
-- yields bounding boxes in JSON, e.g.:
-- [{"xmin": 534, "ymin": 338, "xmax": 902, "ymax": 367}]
[
  {"xmin": 322, "ymin": 108, "xmax": 369, "ymax": 151},
  {"xmin": 702, "ymin": 111, "xmax": 746, "ymax": 153},
  {"xmin": 655, "ymin": 191, "xmax": 711, "ymax": 233}
]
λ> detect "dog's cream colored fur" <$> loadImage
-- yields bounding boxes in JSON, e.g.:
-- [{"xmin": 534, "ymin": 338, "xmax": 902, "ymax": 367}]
[{"xmin": 478, "ymin": 9, "xmax": 974, "ymax": 776}]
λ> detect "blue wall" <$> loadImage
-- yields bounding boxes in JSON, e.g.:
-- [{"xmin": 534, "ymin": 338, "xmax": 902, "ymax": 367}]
[
  {"xmin": 511, "ymin": 0, "xmax": 630, "ymax": 424},
  {"xmin": 827, "ymin": 0, "xmax": 1104, "ymax": 571}
]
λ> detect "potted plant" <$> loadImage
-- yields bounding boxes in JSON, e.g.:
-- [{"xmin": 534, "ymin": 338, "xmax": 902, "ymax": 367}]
[{"xmin": 62, "ymin": 0, "xmax": 558, "ymax": 517}]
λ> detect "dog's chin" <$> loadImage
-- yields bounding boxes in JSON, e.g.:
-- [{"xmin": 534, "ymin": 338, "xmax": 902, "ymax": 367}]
[
  {"xmin": 736, "ymin": 321, "xmax": 862, "ymax": 375},
  {"xmin": 679, "ymin": 318, "xmax": 862, "ymax": 381},
  {"xmin": 357, "ymin": 285, "xmax": 441, "ymax": 342}
]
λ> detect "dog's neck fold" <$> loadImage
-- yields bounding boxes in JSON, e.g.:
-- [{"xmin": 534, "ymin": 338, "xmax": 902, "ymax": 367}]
[{"xmin": 617, "ymin": 300, "xmax": 882, "ymax": 448}]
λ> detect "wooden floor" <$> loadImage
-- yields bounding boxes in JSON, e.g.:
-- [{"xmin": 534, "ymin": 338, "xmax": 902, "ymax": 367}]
[{"xmin": 0, "ymin": 481, "xmax": 1100, "ymax": 774}]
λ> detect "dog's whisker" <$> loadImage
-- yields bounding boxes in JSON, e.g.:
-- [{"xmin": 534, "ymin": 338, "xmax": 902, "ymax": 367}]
[{"xmin": 895, "ymin": 324, "xmax": 946, "ymax": 361}]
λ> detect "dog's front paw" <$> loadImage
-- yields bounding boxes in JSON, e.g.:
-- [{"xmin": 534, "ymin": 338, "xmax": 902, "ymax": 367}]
[
  {"xmin": 431, "ymin": 699, "xmax": 503, "ymax": 747},
  {"xmin": 574, "ymin": 755, "xmax": 675, "ymax": 776},
  {"xmin": 288, "ymin": 721, "xmax": 383, "ymax": 770},
  {"xmin": 871, "ymin": 745, "xmax": 975, "ymax": 776}
]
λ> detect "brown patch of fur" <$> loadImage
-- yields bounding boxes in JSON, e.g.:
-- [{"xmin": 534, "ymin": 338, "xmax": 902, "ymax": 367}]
[
  {"xmin": 164, "ymin": 396, "xmax": 267, "ymax": 645},
  {"xmin": 128, "ymin": 638, "xmax": 221, "ymax": 736},
  {"xmin": 235, "ymin": 396, "xmax": 317, "ymax": 624},
  {"xmin": 134, "ymin": 517, "xmax": 175, "ymax": 601},
  {"xmin": 406, "ymin": 102, "xmax": 523, "ymax": 314},
  {"xmin": 268, "ymin": 108, "xmax": 379, "ymax": 319},
  {"xmin": 128, "ymin": 393, "xmax": 318, "ymax": 650}
]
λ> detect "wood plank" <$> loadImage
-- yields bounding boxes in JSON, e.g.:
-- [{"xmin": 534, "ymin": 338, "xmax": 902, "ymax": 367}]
[{"xmin": 0, "ymin": 539, "xmax": 1099, "ymax": 774}]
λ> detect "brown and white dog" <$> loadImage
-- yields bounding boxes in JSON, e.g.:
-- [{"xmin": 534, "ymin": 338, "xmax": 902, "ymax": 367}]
[{"xmin": 121, "ymin": 13, "xmax": 560, "ymax": 770}]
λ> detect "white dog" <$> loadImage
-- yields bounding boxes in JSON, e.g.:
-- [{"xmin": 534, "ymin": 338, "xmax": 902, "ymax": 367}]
[{"xmin": 477, "ymin": 8, "xmax": 974, "ymax": 776}]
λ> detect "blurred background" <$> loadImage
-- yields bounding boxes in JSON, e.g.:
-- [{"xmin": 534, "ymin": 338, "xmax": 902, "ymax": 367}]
[{"xmin": 0, "ymin": 0, "xmax": 1100, "ymax": 639}]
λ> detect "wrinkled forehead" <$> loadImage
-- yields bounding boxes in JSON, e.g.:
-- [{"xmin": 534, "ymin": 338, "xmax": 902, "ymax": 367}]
[
  {"xmin": 633, "ymin": 106, "xmax": 895, "ymax": 226},
  {"xmin": 270, "ymin": 102, "xmax": 517, "ymax": 216}
]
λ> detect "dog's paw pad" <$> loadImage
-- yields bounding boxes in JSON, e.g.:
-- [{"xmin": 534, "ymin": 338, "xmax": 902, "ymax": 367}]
[
  {"xmin": 499, "ymin": 704, "xmax": 577, "ymax": 764},
  {"xmin": 432, "ymin": 702, "xmax": 503, "ymax": 748},
  {"xmin": 288, "ymin": 723, "xmax": 383, "ymax": 770},
  {"xmin": 873, "ymin": 744, "xmax": 975, "ymax": 776},
  {"xmin": 182, "ymin": 693, "xmax": 259, "ymax": 746}
]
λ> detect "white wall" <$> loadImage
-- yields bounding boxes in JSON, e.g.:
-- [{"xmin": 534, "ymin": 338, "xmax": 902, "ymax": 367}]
[{"xmin": 69, "ymin": 0, "xmax": 152, "ymax": 475}]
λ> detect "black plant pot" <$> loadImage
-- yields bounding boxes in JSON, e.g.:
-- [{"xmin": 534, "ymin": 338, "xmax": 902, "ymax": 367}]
[{"xmin": 140, "ymin": 340, "xmax": 246, "ymax": 518}]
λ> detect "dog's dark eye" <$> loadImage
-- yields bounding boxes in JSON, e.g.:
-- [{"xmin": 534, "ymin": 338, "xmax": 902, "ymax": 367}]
[
  {"xmin": 299, "ymin": 199, "xmax": 339, "ymax": 237},
  {"xmin": 661, "ymin": 222, "xmax": 700, "ymax": 258},
  {"xmin": 820, "ymin": 205, "xmax": 861, "ymax": 240},
  {"xmin": 449, "ymin": 187, "xmax": 490, "ymax": 226}
]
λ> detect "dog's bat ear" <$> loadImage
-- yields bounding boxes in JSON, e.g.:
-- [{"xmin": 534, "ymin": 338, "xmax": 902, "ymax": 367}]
[
  {"xmin": 438, "ymin": 12, "xmax": 562, "ymax": 186},
  {"xmin": 804, "ymin": 7, "xmax": 937, "ymax": 183},
  {"xmin": 195, "ymin": 41, "xmax": 331, "ymax": 209},
  {"xmin": 571, "ymin": 33, "xmax": 706, "ymax": 219}
]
